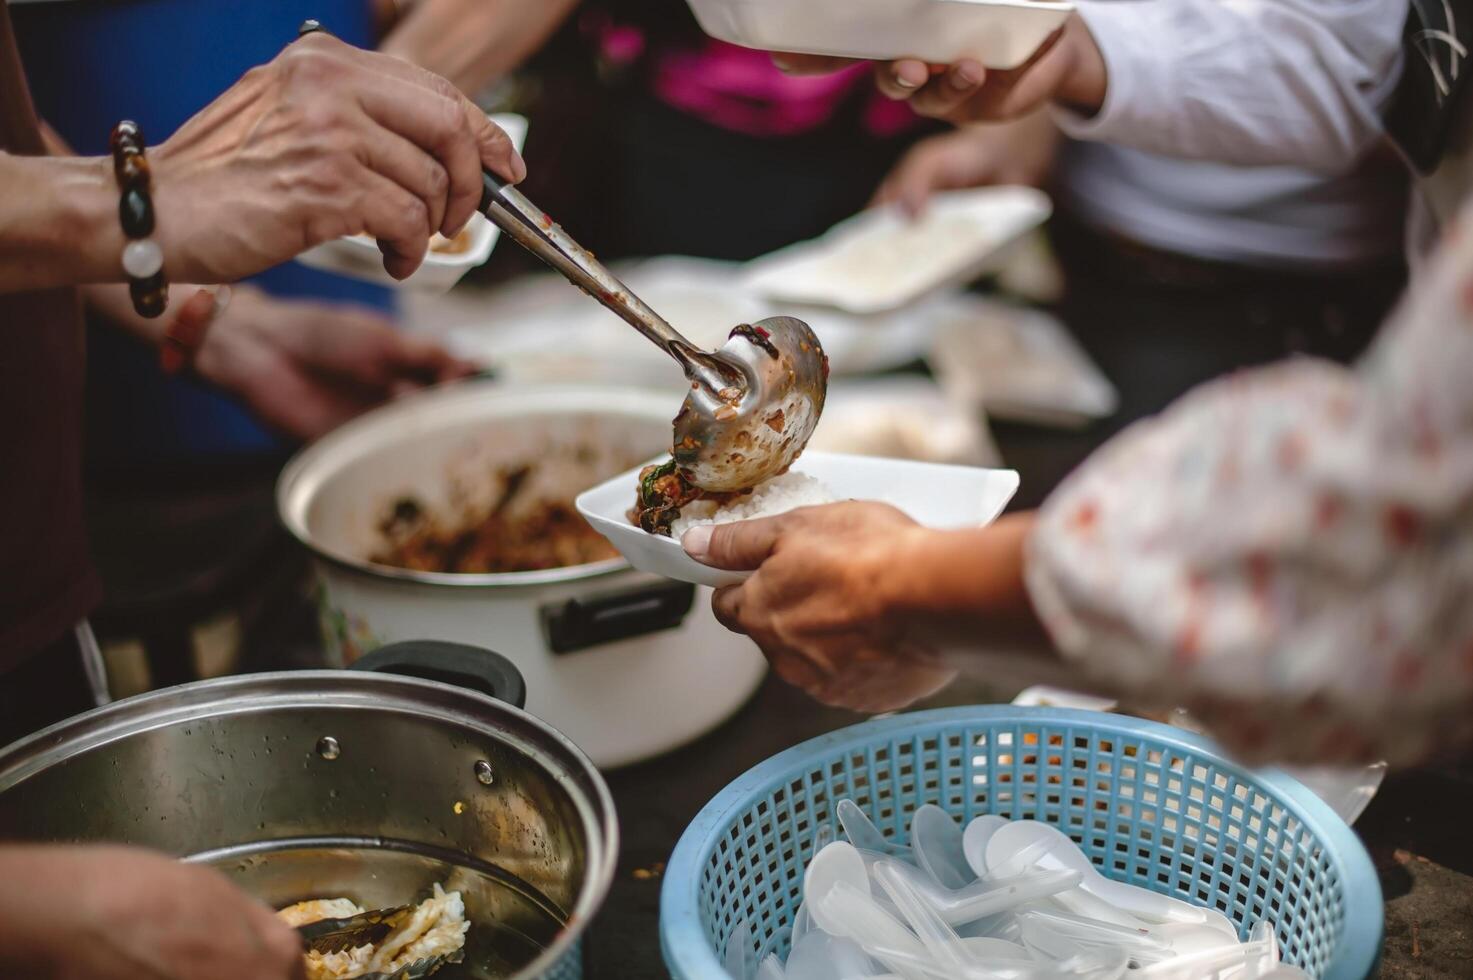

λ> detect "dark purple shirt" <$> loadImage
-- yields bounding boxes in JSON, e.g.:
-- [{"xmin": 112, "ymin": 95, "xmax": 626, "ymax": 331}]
[{"xmin": 0, "ymin": 0, "xmax": 101, "ymax": 671}]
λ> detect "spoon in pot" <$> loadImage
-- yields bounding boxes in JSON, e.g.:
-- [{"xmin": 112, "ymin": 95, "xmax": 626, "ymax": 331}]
[{"xmin": 479, "ymin": 172, "xmax": 828, "ymax": 492}]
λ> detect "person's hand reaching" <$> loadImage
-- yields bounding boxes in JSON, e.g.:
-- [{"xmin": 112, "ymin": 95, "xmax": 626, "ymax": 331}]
[
  {"xmin": 0, "ymin": 845, "xmax": 306, "ymax": 980},
  {"xmin": 871, "ymin": 113, "xmax": 1059, "ymax": 217},
  {"xmin": 773, "ymin": 13, "xmax": 1106, "ymax": 126},
  {"xmin": 195, "ymin": 285, "xmax": 478, "ymax": 439}
]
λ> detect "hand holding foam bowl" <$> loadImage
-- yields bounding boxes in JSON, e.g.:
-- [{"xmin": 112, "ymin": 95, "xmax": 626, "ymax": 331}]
[{"xmin": 479, "ymin": 171, "xmax": 828, "ymax": 492}]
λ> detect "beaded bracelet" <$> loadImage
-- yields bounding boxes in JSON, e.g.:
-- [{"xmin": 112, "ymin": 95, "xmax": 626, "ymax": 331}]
[{"xmin": 110, "ymin": 120, "xmax": 169, "ymax": 319}]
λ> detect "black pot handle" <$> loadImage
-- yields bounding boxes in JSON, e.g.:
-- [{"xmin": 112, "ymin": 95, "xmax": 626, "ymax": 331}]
[
  {"xmin": 541, "ymin": 580, "xmax": 695, "ymax": 655},
  {"xmin": 350, "ymin": 641, "xmax": 527, "ymax": 709}
]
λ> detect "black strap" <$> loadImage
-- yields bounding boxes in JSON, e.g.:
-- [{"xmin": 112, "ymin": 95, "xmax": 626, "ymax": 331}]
[{"xmin": 1385, "ymin": 0, "xmax": 1473, "ymax": 173}]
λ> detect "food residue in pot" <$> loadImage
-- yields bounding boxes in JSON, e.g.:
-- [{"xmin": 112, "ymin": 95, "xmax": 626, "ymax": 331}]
[
  {"xmin": 279, "ymin": 884, "xmax": 469, "ymax": 980},
  {"xmin": 372, "ymin": 465, "xmax": 618, "ymax": 573}
]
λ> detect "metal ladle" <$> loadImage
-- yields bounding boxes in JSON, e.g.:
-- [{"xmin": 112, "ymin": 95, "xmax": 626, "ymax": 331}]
[{"xmin": 479, "ymin": 172, "xmax": 828, "ymax": 492}]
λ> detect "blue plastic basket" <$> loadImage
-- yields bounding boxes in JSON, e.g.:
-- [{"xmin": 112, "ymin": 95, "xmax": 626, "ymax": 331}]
[{"xmin": 661, "ymin": 707, "xmax": 1382, "ymax": 979}]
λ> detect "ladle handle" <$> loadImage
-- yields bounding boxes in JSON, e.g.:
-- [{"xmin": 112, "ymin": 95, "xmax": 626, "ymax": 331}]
[{"xmin": 478, "ymin": 171, "xmax": 724, "ymax": 390}]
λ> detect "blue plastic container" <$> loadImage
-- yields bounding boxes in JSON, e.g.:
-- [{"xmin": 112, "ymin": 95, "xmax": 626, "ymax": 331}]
[{"xmin": 662, "ymin": 707, "xmax": 1382, "ymax": 979}]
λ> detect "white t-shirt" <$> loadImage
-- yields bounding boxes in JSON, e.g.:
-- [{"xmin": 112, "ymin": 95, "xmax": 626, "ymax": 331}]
[{"xmin": 1054, "ymin": 0, "xmax": 1412, "ymax": 268}]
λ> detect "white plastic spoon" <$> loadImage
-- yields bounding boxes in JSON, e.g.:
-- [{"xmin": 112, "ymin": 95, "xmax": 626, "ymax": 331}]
[
  {"xmin": 790, "ymin": 902, "xmax": 815, "ymax": 945},
  {"xmin": 872, "ymin": 858, "xmax": 1084, "ymax": 926},
  {"xmin": 1018, "ymin": 916, "xmax": 1095, "ymax": 963},
  {"xmin": 838, "ymin": 800, "xmax": 911, "ymax": 859},
  {"xmin": 866, "ymin": 942, "xmax": 1058, "ymax": 980},
  {"xmin": 911, "ymin": 805, "xmax": 975, "ymax": 889},
  {"xmin": 785, "ymin": 931, "xmax": 876, "ymax": 980},
  {"xmin": 1015, "ymin": 907, "xmax": 1175, "ymax": 958},
  {"xmin": 1245, "ymin": 920, "xmax": 1282, "ymax": 978},
  {"xmin": 1016, "ymin": 920, "xmax": 1136, "ymax": 979},
  {"xmin": 726, "ymin": 920, "xmax": 754, "ymax": 980},
  {"xmin": 870, "ymin": 939, "xmax": 1130, "ymax": 980},
  {"xmin": 1135, "ymin": 939, "xmax": 1274, "ymax": 979},
  {"xmin": 874, "ymin": 859, "xmax": 973, "ymax": 972},
  {"xmin": 755, "ymin": 953, "xmax": 787, "ymax": 980},
  {"xmin": 805, "ymin": 842, "xmax": 873, "ymax": 924},
  {"xmin": 956, "ymin": 912, "xmax": 1024, "ymax": 944},
  {"xmin": 1030, "ymin": 910, "xmax": 1247, "ymax": 971},
  {"xmin": 814, "ymin": 881, "xmax": 935, "ymax": 980},
  {"xmin": 956, "ymin": 937, "xmax": 1030, "ymax": 960},
  {"xmin": 962, "ymin": 815, "xmax": 1011, "ymax": 878},
  {"xmin": 984, "ymin": 831, "xmax": 1146, "ymax": 929},
  {"xmin": 1055, "ymin": 949, "xmax": 1131, "ymax": 979},
  {"xmin": 1199, "ymin": 907, "xmax": 1241, "ymax": 941},
  {"xmin": 986, "ymin": 822, "xmax": 1208, "ymax": 926}
]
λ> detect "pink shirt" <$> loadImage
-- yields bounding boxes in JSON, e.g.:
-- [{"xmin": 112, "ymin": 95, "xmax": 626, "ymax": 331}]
[{"xmin": 601, "ymin": 26, "xmax": 919, "ymax": 139}]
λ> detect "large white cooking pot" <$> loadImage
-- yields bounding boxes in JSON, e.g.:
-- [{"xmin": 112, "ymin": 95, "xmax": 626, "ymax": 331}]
[{"xmin": 277, "ymin": 382, "xmax": 766, "ymax": 768}]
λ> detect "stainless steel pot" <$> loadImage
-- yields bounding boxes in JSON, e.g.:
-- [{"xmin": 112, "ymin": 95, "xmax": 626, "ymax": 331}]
[
  {"xmin": 0, "ymin": 642, "xmax": 616, "ymax": 980},
  {"xmin": 276, "ymin": 382, "xmax": 766, "ymax": 768}
]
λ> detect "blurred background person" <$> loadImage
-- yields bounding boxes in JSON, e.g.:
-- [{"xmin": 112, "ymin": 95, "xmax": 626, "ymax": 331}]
[
  {"xmin": 10, "ymin": 0, "xmax": 488, "ymax": 693},
  {"xmin": 687, "ymin": 181, "xmax": 1473, "ymax": 769},
  {"xmin": 0, "ymin": 0, "xmax": 522, "ymax": 736},
  {"xmin": 383, "ymin": 0, "xmax": 943, "ymax": 259},
  {"xmin": 867, "ymin": 1, "xmax": 1412, "ymax": 445}
]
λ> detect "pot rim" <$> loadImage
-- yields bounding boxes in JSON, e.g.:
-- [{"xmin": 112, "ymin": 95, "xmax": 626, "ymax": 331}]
[
  {"xmin": 277, "ymin": 381, "xmax": 675, "ymax": 589},
  {"xmin": 0, "ymin": 670, "xmax": 620, "ymax": 980}
]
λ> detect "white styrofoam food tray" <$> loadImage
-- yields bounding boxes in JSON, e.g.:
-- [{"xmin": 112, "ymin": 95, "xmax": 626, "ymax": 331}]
[
  {"xmin": 744, "ymin": 187, "xmax": 1052, "ymax": 315},
  {"xmin": 442, "ymin": 256, "xmax": 952, "ymax": 379},
  {"xmin": 577, "ymin": 451, "xmax": 1019, "ymax": 588},
  {"xmin": 929, "ymin": 295, "xmax": 1118, "ymax": 428},
  {"xmin": 295, "ymin": 114, "xmax": 528, "ymax": 293},
  {"xmin": 809, "ymin": 377, "xmax": 1001, "ymax": 467},
  {"xmin": 687, "ymin": 0, "xmax": 1074, "ymax": 70}
]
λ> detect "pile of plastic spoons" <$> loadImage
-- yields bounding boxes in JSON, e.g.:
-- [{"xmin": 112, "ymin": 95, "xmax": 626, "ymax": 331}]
[{"xmin": 731, "ymin": 800, "xmax": 1309, "ymax": 980}]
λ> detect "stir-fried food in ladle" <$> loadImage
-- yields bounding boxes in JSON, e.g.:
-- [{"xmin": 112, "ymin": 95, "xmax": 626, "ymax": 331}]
[{"xmin": 629, "ymin": 459, "xmax": 747, "ymax": 536}]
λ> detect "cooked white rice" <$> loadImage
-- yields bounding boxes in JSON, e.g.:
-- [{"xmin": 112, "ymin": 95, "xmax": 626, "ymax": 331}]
[
  {"xmin": 670, "ymin": 472, "xmax": 837, "ymax": 538},
  {"xmin": 280, "ymin": 883, "xmax": 470, "ymax": 980}
]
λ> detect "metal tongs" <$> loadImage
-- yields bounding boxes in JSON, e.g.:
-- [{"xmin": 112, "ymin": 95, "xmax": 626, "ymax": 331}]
[
  {"xmin": 478, "ymin": 171, "xmax": 828, "ymax": 492},
  {"xmin": 297, "ymin": 905, "xmax": 464, "ymax": 979}
]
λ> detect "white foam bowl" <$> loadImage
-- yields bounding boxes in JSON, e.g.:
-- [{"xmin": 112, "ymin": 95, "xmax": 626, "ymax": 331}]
[
  {"xmin": 686, "ymin": 0, "xmax": 1074, "ymax": 70},
  {"xmin": 577, "ymin": 451, "xmax": 1020, "ymax": 587},
  {"xmin": 744, "ymin": 187, "xmax": 1053, "ymax": 315},
  {"xmin": 295, "ymin": 113, "xmax": 528, "ymax": 293}
]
